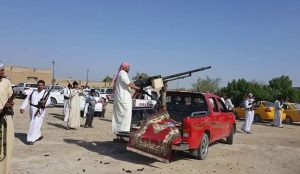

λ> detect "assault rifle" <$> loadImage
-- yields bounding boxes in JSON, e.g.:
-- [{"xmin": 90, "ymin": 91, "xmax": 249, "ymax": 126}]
[
  {"xmin": 34, "ymin": 85, "xmax": 55, "ymax": 116},
  {"xmin": 0, "ymin": 94, "xmax": 15, "ymax": 118},
  {"xmin": 0, "ymin": 94, "xmax": 14, "ymax": 161}
]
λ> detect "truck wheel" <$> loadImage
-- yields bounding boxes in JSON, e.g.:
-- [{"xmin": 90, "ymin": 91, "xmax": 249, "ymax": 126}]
[
  {"xmin": 254, "ymin": 114, "xmax": 262, "ymax": 123},
  {"xmin": 195, "ymin": 133, "xmax": 209, "ymax": 160},
  {"xmin": 225, "ymin": 126, "xmax": 234, "ymax": 145},
  {"xmin": 19, "ymin": 92, "xmax": 24, "ymax": 99},
  {"xmin": 284, "ymin": 116, "xmax": 293, "ymax": 124},
  {"xmin": 50, "ymin": 97, "xmax": 57, "ymax": 105},
  {"xmin": 234, "ymin": 112, "xmax": 240, "ymax": 120}
]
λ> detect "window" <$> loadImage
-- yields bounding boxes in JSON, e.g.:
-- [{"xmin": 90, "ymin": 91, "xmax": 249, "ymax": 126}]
[
  {"xmin": 18, "ymin": 83, "xmax": 24, "ymax": 87},
  {"xmin": 217, "ymin": 98, "xmax": 227, "ymax": 112},
  {"xmin": 209, "ymin": 97, "xmax": 218, "ymax": 112},
  {"xmin": 185, "ymin": 97, "xmax": 191, "ymax": 105},
  {"xmin": 26, "ymin": 84, "xmax": 38, "ymax": 88}
]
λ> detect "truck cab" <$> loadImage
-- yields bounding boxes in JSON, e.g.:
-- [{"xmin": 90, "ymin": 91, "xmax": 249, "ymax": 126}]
[{"xmin": 167, "ymin": 91, "xmax": 236, "ymax": 159}]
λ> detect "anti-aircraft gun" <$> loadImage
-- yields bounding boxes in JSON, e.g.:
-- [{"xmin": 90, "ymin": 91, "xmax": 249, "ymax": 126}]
[{"xmin": 133, "ymin": 66, "xmax": 212, "ymax": 108}]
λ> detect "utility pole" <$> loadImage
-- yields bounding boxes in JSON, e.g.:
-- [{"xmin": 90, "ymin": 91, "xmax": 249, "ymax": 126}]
[
  {"xmin": 52, "ymin": 60, "xmax": 55, "ymax": 84},
  {"xmin": 85, "ymin": 69, "xmax": 89, "ymax": 88}
]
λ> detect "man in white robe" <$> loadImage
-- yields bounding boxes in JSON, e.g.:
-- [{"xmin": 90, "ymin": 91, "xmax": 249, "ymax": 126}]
[
  {"xmin": 112, "ymin": 62, "xmax": 140, "ymax": 133},
  {"xmin": 20, "ymin": 80, "xmax": 51, "ymax": 145},
  {"xmin": 67, "ymin": 81, "xmax": 82, "ymax": 129},
  {"xmin": 272, "ymin": 99, "xmax": 283, "ymax": 128},
  {"xmin": 0, "ymin": 63, "xmax": 14, "ymax": 174},
  {"xmin": 63, "ymin": 84, "xmax": 72, "ymax": 122},
  {"xmin": 225, "ymin": 95, "xmax": 234, "ymax": 110},
  {"xmin": 241, "ymin": 93, "xmax": 255, "ymax": 134}
]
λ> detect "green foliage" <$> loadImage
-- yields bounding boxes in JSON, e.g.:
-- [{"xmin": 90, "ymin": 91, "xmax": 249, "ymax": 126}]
[
  {"xmin": 132, "ymin": 73, "xmax": 149, "ymax": 81},
  {"xmin": 220, "ymin": 75, "xmax": 298, "ymax": 106},
  {"xmin": 192, "ymin": 76, "xmax": 221, "ymax": 93},
  {"xmin": 269, "ymin": 76, "xmax": 295, "ymax": 101},
  {"xmin": 102, "ymin": 76, "xmax": 113, "ymax": 82},
  {"xmin": 295, "ymin": 89, "xmax": 300, "ymax": 103}
]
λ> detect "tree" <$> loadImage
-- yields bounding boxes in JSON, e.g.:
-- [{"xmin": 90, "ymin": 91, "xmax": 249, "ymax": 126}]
[
  {"xmin": 132, "ymin": 73, "xmax": 149, "ymax": 81},
  {"xmin": 102, "ymin": 76, "xmax": 113, "ymax": 87},
  {"xmin": 269, "ymin": 76, "xmax": 295, "ymax": 101},
  {"xmin": 221, "ymin": 79, "xmax": 273, "ymax": 106},
  {"xmin": 192, "ymin": 76, "xmax": 221, "ymax": 93},
  {"xmin": 102, "ymin": 76, "xmax": 113, "ymax": 83}
]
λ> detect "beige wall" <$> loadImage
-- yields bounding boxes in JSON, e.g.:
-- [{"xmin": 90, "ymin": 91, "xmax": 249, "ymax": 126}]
[
  {"xmin": 55, "ymin": 78, "xmax": 112, "ymax": 88},
  {"xmin": 4, "ymin": 66, "xmax": 52, "ymax": 85},
  {"xmin": 4, "ymin": 65, "xmax": 112, "ymax": 88}
]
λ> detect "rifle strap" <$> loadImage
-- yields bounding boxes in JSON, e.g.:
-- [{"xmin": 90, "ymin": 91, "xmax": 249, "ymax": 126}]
[{"xmin": 0, "ymin": 116, "xmax": 7, "ymax": 161}]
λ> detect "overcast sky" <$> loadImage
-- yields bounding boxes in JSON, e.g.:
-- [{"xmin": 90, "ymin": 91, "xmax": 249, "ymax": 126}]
[{"xmin": 1, "ymin": 0, "xmax": 299, "ymax": 88}]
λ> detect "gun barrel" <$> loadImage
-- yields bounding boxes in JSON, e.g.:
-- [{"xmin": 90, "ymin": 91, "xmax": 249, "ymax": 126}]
[{"xmin": 162, "ymin": 66, "xmax": 211, "ymax": 81}]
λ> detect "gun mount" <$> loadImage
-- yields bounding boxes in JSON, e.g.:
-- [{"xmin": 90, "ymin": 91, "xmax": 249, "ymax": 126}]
[{"xmin": 133, "ymin": 66, "xmax": 211, "ymax": 108}]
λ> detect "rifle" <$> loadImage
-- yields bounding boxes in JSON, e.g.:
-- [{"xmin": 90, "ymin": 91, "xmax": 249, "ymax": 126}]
[
  {"xmin": 0, "ymin": 94, "xmax": 14, "ymax": 161},
  {"xmin": 34, "ymin": 85, "xmax": 54, "ymax": 116}
]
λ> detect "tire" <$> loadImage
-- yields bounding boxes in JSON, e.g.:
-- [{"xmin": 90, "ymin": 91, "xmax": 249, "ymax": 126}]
[
  {"xmin": 285, "ymin": 116, "xmax": 293, "ymax": 124},
  {"xmin": 50, "ymin": 97, "xmax": 57, "ymax": 106},
  {"xmin": 225, "ymin": 126, "xmax": 234, "ymax": 145},
  {"xmin": 19, "ymin": 91, "xmax": 24, "ymax": 99},
  {"xmin": 254, "ymin": 114, "xmax": 262, "ymax": 123},
  {"xmin": 234, "ymin": 112, "xmax": 240, "ymax": 120},
  {"xmin": 195, "ymin": 133, "xmax": 209, "ymax": 160}
]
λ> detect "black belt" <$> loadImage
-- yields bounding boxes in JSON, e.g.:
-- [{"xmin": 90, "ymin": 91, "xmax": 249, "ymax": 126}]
[{"xmin": 30, "ymin": 104, "xmax": 44, "ymax": 109}]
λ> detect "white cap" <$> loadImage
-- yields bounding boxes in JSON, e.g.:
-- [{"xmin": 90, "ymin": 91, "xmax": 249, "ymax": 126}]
[
  {"xmin": 0, "ymin": 62, "xmax": 4, "ymax": 70},
  {"xmin": 248, "ymin": 93, "xmax": 253, "ymax": 98}
]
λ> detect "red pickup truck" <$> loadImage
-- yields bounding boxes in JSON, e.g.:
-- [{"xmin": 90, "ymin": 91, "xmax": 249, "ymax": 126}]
[
  {"xmin": 126, "ymin": 90, "xmax": 236, "ymax": 161},
  {"xmin": 167, "ymin": 91, "xmax": 236, "ymax": 160}
]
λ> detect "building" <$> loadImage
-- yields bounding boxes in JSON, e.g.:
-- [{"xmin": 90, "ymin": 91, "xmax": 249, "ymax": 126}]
[
  {"xmin": 5, "ymin": 65, "xmax": 112, "ymax": 88},
  {"xmin": 55, "ymin": 78, "xmax": 112, "ymax": 88},
  {"xmin": 4, "ymin": 65, "xmax": 52, "ymax": 85}
]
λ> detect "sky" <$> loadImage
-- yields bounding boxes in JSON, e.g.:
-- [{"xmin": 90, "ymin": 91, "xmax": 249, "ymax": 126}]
[{"xmin": 1, "ymin": 0, "xmax": 300, "ymax": 89}]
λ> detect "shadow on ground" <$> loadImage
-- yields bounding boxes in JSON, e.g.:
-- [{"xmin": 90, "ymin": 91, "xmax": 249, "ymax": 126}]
[
  {"xmin": 47, "ymin": 122, "xmax": 67, "ymax": 129},
  {"xmin": 49, "ymin": 113, "xmax": 64, "ymax": 121},
  {"xmin": 15, "ymin": 132, "xmax": 27, "ymax": 144},
  {"xmin": 63, "ymin": 139, "xmax": 194, "ymax": 166}
]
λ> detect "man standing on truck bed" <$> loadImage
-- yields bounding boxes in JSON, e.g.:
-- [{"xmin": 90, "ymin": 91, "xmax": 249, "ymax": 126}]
[{"xmin": 112, "ymin": 62, "xmax": 140, "ymax": 134}]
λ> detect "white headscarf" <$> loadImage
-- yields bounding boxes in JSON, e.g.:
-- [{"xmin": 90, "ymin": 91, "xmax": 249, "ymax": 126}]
[{"xmin": 112, "ymin": 62, "xmax": 130, "ymax": 93}]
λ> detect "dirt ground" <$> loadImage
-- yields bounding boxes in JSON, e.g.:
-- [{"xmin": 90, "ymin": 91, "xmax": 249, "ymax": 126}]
[{"xmin": 10, "ymin": 99, "xmax": 300, "ymax": 174}]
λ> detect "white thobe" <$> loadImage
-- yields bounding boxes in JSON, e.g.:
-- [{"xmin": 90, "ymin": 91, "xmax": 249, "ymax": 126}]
[
  {"xmin": 225, "ymin": 98, "xmax": 234, "ymax": 110},
  {"xmin": 63, "ymin": 88, "xmax": 71, "ymax": 122},
  {"xmin": 0, "ymin": 78, "xmax": 14, "ymax": 174},
  {"xmin": 241, "ymin": 99, "xmax": 254, "ymax": 132},
  {"xmin": 68, "ymin": 88, "xmax": 82, "ymax": 129},
  {"xmin": 143, "ymin": 86, "xmax": 152, "ymax": 100},
  {"xmin": 112, "ymin": 70, "xmax": 132, "ymax": 133},
  {"xmin": 20, "ymin": 89, "xmax": 50, "ymax": 142},
  {"xmin": 273, "ymin": 100, "xmax": 283, "ymax": 127}
]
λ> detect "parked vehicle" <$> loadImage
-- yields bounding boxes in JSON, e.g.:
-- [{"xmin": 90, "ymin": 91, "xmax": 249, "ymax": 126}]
[
  {"xmin": 283, "ymin": 102, "xmax": 300, "ymax": 124},
  {"xmin": 49, "ymin": 89, "xmax": 65, "ymax": 106},
  {"xmin": 49, "ymin": 89, "xmax": 103, "ymax": 116},
  {"xmin": 13, "ymin": 82, "xmax": 37, "ymax": 99},
  {"xmin": 46, "ymin": 85, "xmax": 64, "ymax": 92},
  {"xmin": 121, "ymin": 91, "xmax": 236, "ymax": 161},
  {"xmin": 234, "ymin": 101, "xmax": 286, "ymax": 122},
  {"xmin": 98, "ymin": 88, "xmax": 114, "ymax": 102},
  {"xmin": 80, "ymin": 89, "xmax": 103, "ymax": 116}
]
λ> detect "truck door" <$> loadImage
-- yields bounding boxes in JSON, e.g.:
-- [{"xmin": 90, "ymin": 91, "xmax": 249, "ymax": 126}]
[
  {"xmin": 216, "ymin": 98, "xmax": 231, "ymax": 138},
  {"xmin": 208, "ymin": 97, "xmax": 223, "ymax": 141}
]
